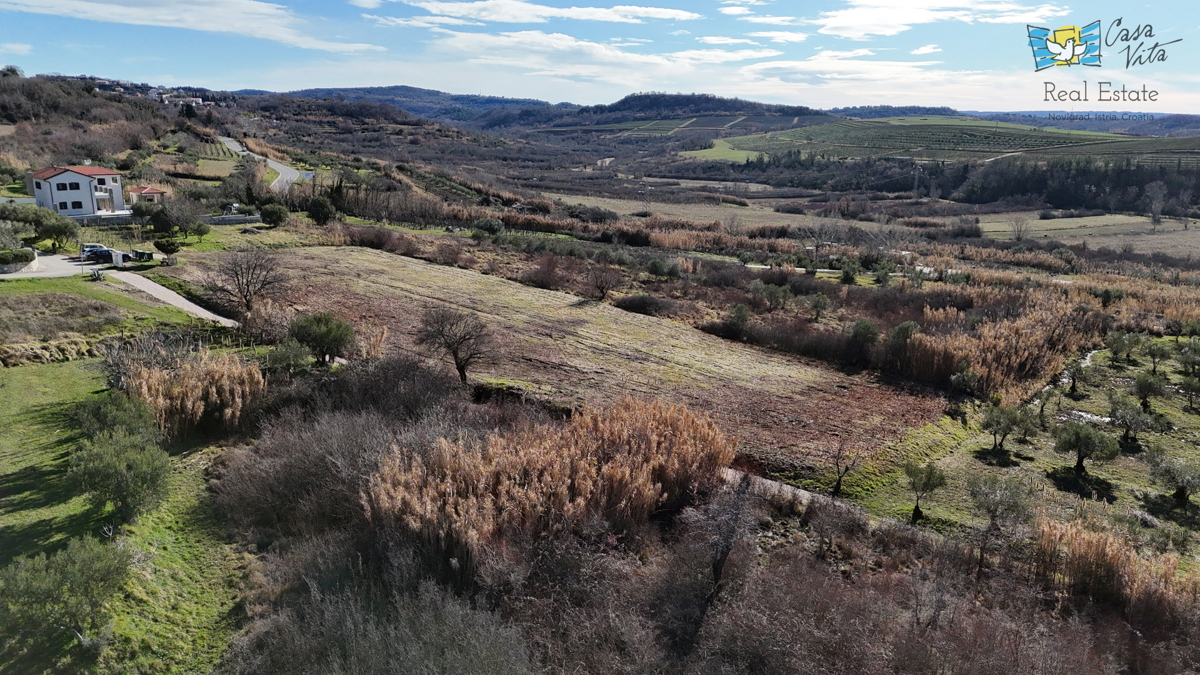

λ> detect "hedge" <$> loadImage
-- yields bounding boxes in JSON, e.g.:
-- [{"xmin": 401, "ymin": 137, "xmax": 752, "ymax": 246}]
[{"xmin": 0, "ymin": 249, "xmax": 35, "ymax": 266}]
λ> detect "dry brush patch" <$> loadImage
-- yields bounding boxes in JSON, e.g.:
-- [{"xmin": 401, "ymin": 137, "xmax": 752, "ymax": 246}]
[
  {"xmin": 125, "ymin": 350, "xmax": 266, "ymax": 437},
  {"xmin": 363, "ymin": 398, "xmax": 735, "ymax": 572}
]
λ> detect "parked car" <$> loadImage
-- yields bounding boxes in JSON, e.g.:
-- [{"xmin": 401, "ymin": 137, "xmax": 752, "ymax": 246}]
[
  {"xmin": 82, "ymin": 247, "xmax": 113, "ymax": 263},
  {"xmin": 82, "ymin": 248, "xmax": 130, "ymax": 265}
]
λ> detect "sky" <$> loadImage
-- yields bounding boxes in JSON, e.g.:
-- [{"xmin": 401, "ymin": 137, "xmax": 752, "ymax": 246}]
[{"xmin": 1, "ymin": 0, "xmax": 1198, "ymax": 111}]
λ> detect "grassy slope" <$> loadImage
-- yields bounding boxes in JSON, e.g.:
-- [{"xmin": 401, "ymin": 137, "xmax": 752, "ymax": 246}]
[
  {"xmin": 0, "ymin": 276, "xmax": 196, "ymax": 332},
  {"xmin": 685, "ymin": 117, "xmax": 1199, "ymax": 161},
  {"xmin": 866, "ymin": 338, "xmax": 1200, "ymax": 542},
  {"xmin": 0, "ymin": 275, "xmax": 243, "ymax": 672},
  {"xmin": 0, "ymin": 361, "xmax": 107, "ymax": 566},
  {"xmin": 97, "ymin": 447, "xmax": 243, "ymax": 675},
  {"xmin": 157, "ymin": 245, "xmax": 945, "ymax": 470},
  {"xmin": 0, "ymin": 362, "xmax": 242, "ymax": 674}
]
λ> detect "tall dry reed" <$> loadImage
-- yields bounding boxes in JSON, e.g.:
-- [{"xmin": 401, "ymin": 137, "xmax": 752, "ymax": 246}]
[
  {"xmin": 362, "ymin": 398, "xmax": 736, "ymax": 566},
  {"xmin": 125, "ymin": 350, "xmax": 266, "ymax": 437}
]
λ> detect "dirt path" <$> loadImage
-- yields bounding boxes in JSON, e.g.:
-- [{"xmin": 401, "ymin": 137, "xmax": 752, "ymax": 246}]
[{"xmin": 108, "ymin": 272, "xmax": 238, "ymax": 327}]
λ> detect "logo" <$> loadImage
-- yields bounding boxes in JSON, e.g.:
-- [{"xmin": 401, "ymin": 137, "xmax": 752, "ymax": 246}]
[{"xmin": 1028, "ymin": 21, "xmax": 1102, "ymax": 71}]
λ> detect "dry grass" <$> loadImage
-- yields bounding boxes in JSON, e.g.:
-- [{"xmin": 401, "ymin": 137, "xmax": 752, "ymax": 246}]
[{"xmin": 158, "ymin": 246, "xmax": 945, "ymax": 469}]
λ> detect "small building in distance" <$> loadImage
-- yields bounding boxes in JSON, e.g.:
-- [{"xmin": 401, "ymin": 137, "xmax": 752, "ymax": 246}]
[
  {"xmin": 27, "ymin": 166, "xmax": 129, "ymax": 217},
  {"xmin": 127, "ymin": 186, "xmax": 166, "ymax": 205}
]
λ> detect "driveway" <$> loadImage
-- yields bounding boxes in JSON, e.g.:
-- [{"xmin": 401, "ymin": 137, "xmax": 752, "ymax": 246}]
[
  {"xmin": 218, "ymin": 136, "xmax": 300, "ymax": 192},
  {"xmin": 109, "ymin": 271, "xmax": 238, "ymax": 327},
  {"xmin": 1, "ymin": 254, "xmax": 99, "ymax": 279}
]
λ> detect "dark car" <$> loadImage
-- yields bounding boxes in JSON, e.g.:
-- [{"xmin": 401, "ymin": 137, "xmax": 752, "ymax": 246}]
[
  {"xmin": 83, "ymin": 248, "xmax": 130, "ymax": 266},
  {"xmin": 82, "ymin": 247, "xmax": 114, "ymax": 264}
]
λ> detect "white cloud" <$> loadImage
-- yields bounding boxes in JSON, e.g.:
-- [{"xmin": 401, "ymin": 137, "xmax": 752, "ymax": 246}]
[
  {"xmin": 719, "ymin": 6, "xmax": 752, "ymax": 15},
  {"xmin": 350, "ymin": 0, "xmax": 383, "ymax": 8},
  {"xmin": 0, "ymin": 0, "xmax": 382, "ymax": 52},
  {"xmin": 739, "ymin": 15, "xmax": 802, "ymax": 25},
  {"xmin": 807, "ymin": 0, "xmax": 1068, "ymax": 40},
  {"xmin": 747, "ymin": 31, "xmax": 807, "ymax": 43},
  {"xmin": 698, "ymin": 36, "xmax": 760, "ymax": 45},
  {"xmin": 670, "ymin": 29, "xmax": 690, "ymax": 35},
  {"xmin": 910, "ymin": 44, "xmax": 941, "ymax": 54},
  {"xmin": 425, "ymin": 29, "xmax": 777, "ymax": 85},
  {"xmin": 0, "ymin": 43, "xmax": 32, "ymax": 55},
  {"xmin": 402, "ymin": 0, "xmax": 702, "ymax": 23},
  {"xmin": 366, "ymin": 13, "xmax": 481, "ymax": 27}
]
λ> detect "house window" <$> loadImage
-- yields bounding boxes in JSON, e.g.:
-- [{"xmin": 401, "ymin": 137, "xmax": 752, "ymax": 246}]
[
  {"xmin": 34, "ymin": 181, "xmax": 41, "ymax": 189},
  {"xmin": 58, "ymin": 202, "xmax": 68, "ymax": 210},
  {"xmin": 56, "ymin": 183, "xmax": 67, "ymax": 191},
  {"xmin": 111, "ymin": 177, "xmax": 119, "ymax": 184},
  {"xmin": 68, "ymin": 182, "xmax": 80, "ymax": 190},
  {"xmin": 97, "ymin": 178, "xmax": 106, "ymax": 186},
  {"xmin": 71, "ymin": 201, "xmax": 83, "ymax": 209}
]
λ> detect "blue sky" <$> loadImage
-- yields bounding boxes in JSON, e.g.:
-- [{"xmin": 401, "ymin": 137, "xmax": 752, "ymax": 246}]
[{"xmin": 1, "ymin": 0, "xmax": 1197, "ymax": 111}]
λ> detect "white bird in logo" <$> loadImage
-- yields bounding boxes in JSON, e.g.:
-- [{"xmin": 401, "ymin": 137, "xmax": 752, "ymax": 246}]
[{"xmin": 1045, "ymin": 37, "xmax": 1088, "ymax": 62}]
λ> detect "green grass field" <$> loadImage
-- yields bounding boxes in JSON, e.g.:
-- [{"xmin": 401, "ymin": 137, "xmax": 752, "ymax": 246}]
[
  {"xmin": 0, "ymin": 361, "xmax": 243, "ymax": 673},
  {"xmin": 0, "ymin": 361, "xmax": 108, "ymax": 566},
  {"xmin": 683, "ymin": 117, "xmax": 1200, "ymax": 163},
  {"xmin": 862, "ymin": 339, "xmax": 1200, "ymax": 547}
]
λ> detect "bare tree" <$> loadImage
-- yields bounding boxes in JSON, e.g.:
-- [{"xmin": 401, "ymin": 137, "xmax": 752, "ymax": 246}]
[
  {"xmin": 828, "ymin": 441, "xmax": 862, "ymax": 498},
  {"xmin": 205, "ymin": 248, "xmax": 289, "ymax": 315},
  {"xmin": 1145, "ymin": 181, "xmax": 1169, "ymax": 228},
  {"xmin": 1009, "ymin": 215, "xmax": 1029, "ymax": 242},
  {"xmin": 416, "ymin": 307, "xmax": 493, "ymax": 383},
  {"xmin": 589, "ymin": 265, "xmax": 623, "ymax": 300}
]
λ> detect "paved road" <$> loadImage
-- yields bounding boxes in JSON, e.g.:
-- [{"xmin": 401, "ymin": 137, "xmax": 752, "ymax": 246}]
[
  {"xmin": 109, "ymin": 271, "xmax": 239, "ymax": 327},
  {"xmin": 2, "ymin": 254, "xmax": 100, "ymax": 279},
  {"xmin": 218, "ymin": 136, "xmax": 300, "ymax": 193}
]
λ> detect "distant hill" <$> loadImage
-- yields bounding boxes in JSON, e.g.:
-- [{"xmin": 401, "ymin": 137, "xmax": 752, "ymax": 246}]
[
  {"xmin": 286, "ymin": 85, "xmax": 568, "ymax": 123},
  {"xmin": 974, "ymin": 111, "xmax": 1200, "ymax": 137},
  {"xmin": 576, "ymin": 93, "xmax": 823, "ymax": 119},
  {"xmin": 829, "ymin": 105, "xmax": 962, "ymax": 119}
]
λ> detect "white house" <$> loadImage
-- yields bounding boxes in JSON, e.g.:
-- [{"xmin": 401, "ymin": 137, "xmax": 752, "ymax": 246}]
[
  {"xmin": 127, "ymin": 186, "xmax": 167, "ymax": 205},
  {"xmin": 28, "ymin": 166, "xmax": 128, "ymax": 217}
]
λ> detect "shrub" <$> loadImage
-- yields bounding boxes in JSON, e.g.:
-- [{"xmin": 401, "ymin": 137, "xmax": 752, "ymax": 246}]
[
  {"xmin": 472, "ymin": 217, "xmax": 505, "ymax": 235},
  {"xmin": 0, "ymin": 536, "xmax": 132, "ymax": 650},
  {"xmin": 307, "ymin": 196, "xmax": 337, "ymax": 225},
  {"xmin": 217, "ymin": 581, "xmax": 533, "ymax": 675},
  {"xmin": 264, "ymin": 337, "xmax": 312, "ymax": 375},
  {"xmin": 613, "ymin": 294, "xmax": 683, "ymax": 317},
  {"xmin": 69, "ymin": 429, "xmax": 172, "ymax": 520},
  {"xmin": 260, "ymin": 203, "xmax": 289, "ymax": 226},
  {"xmin": 850, "ymin": 319, "xmax": 879, "ymax": 346},
  {"xmin": 290, "ymin": 312, "xmax": 356, "ymax": 364},
  {"xmin": 72, "ymin": 390, "xmax": 160, "ymax": 441},
  {"xmin": 0, "ymin": 248, "xmax": 34, "ymax": 266},
  {"xmin": 153, "ymin": 239, "xmax": 182, "ymax": 256}
]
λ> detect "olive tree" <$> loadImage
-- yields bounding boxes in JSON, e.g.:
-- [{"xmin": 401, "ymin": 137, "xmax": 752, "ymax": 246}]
[
  {"xmin": 289, "ymin": 312, "xmax": 355, "ymax": 364},
  {"xmin": 1145, "ymin": 448, "xmax": 1200, "ymax": 509},
  {"xmin": 1054, "ymin": 421, "xmax": 1119, "ymax": 474},
  {"xmin": 902, "ymin": 459, "xmax": 946, "ymax": 524}
]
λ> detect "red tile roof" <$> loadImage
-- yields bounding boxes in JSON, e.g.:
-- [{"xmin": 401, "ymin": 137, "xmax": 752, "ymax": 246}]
[
  {"xmin": 31, "ymin": 166, "xmax": 121, "ymax": 180},
  {"xmin": 129, "ymin": 187, "xmax": 166, "ymax": 194}
]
